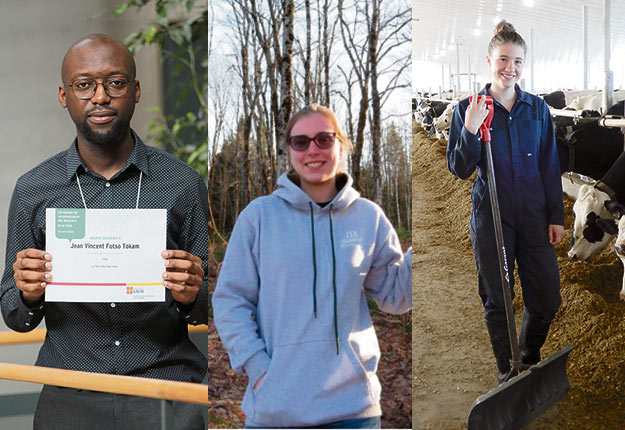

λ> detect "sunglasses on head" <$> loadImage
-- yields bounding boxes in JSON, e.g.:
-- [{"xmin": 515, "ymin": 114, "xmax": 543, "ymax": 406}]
[{"xmin": 288, "ymin": 132, "xmax": 337, "ymax": 151}]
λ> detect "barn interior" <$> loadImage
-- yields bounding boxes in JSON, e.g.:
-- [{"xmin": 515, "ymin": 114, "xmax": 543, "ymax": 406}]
[{"xmin": 414, "ymin": 0, "xmax": 625, "ymax": 428}]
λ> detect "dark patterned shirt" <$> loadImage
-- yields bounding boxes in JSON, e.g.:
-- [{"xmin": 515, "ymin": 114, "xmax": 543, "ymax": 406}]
[{"xmin": 0, "ymin": 130, "xmax": 208, "ymax": 383}]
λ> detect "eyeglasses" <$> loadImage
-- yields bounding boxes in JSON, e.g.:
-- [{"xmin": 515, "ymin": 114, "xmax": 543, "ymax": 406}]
[
  {"xmin": 64, "ymin": 76, "xmax": 134, "ymax": 100},
  {"xmin": 288, "ymin": 132, "xmax": 337, "ymax": 151}
]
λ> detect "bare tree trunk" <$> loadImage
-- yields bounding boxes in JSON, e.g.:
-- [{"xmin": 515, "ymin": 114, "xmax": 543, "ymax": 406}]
[
  {"xmin": 261, "ymin": 90, "xmax": 276, "ymax": 187},
  {"xmin": 394, "ymin": 159, "xmax": 401, "ymax": 228},
  {"xmin": 315, "ymin": 0, "xmax": 323, "ymax": 102},
  {"xmin": 304, "ymin": 0, "xmax": 312, "ymax": 104},
  {"xmin": 336, "ymin": 65, "xmax": 355, "ymax": 171},
  {"xmin": 249, "ymin": 0, "xmax": 282, "ymax": 182},
  {"xmin": 369, "ymin": 0, "xmax": 382, "ymax": 205},
  {"xmin": 321, "ymin": 0, "xmax": 330, "ymax": 105},
  {"xmin": 241, "ymin": 36, "xmax": 252, "ymax": 203},
  {"xmin": 338, "ymin": 0, "xmax": 370, "ymax": 190},
  {"xmin": 276, "ymin": 0, "xmax": 295, "ymax": 175}
]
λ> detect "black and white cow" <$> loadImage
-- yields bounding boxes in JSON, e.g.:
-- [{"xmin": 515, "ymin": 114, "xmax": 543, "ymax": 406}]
[
  {"xmin": 567, "ymin": 90, "xmax": 625, "ymax": 111},
  {"xmin": 542, "ymin": 90, "xmax": 598, "ymax": 109},
  {"xmin": 433, "ymin": 102, "xmax": 457, "ymax": 140},
  {"xmin": 568, "ymin": 151, "xmax": 625, "ymax": 261},
  {"xmin": 554, "ymin": 100, "xmax": 624, "ymax": 179},
  {"xmin": 421, "ymin": 100, "xmax": 450, "ymax": 134},
  {"xmin": 592, "ymin": 201, "xmax": 625, "ymax": 300}
]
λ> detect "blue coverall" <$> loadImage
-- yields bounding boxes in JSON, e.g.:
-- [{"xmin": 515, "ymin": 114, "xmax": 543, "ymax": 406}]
[{"xmin": 447, "ymin": 84, "xmax": 564, "ymax": 325}]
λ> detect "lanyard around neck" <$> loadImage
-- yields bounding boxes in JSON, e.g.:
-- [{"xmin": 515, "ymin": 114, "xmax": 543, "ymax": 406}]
[{"xmin": 75, "ymin": 171, "xmax": 143, "ymax": 209}]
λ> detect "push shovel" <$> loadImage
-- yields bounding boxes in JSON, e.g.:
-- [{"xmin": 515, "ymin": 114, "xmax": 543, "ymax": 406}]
[{"xmin": 466, "ymin": 95, "xmax": 575, "ymax": 430}]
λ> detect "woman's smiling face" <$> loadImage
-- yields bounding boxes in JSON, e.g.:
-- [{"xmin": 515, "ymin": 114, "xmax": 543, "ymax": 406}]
[
  {"xmin": 488, "ymin": 42, "xmax": 525, "ymax": 90},
  {"xmin": 289, "ymin": 112, "xmax": 343, "ymax": 199}
]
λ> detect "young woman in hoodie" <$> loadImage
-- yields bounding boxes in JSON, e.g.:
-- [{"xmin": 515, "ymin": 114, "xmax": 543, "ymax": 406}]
[{"xmin": 212, "ymin": 104, "xmax": 412, "ymax": 429}]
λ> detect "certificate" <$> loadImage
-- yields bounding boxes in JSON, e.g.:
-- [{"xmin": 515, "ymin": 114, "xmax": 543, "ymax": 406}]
[{"xmin": 45, "ymin": 208, "xmax": 166, "ymax": 302}]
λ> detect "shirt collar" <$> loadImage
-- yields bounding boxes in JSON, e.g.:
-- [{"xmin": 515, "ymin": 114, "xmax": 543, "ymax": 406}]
[
  {"xmin": 480, "ymin": 83, "xmax": 532, "ymax": 106},
  {"xmin": 65, "ymin": 129, "xmax": 150, "ymax": 181}
]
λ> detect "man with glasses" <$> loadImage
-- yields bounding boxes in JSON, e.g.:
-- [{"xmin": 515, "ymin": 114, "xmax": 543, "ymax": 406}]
[{"xmin": 0, "ymin": 34, "xmax": 208, "ymax": 429}]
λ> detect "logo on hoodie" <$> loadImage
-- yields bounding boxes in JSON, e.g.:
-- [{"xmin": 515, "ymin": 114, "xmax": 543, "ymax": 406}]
[{"xmin": 340, "ymin": 230, "xmax": 362, "ymax": 248}]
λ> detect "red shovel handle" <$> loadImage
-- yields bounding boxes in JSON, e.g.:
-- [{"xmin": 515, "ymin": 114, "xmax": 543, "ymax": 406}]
[{"xmin": 469, "ymin": 95, "xmax": 494, "ymax": 142}]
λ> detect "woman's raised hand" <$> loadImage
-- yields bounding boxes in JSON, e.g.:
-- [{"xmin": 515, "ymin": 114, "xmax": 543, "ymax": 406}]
[{"xmin": 464, "ymin": 93, "xmax": 490, "ymax": 136}]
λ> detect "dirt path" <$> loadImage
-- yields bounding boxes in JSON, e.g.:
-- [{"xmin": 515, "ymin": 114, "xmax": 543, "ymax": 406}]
[{"xmin": 412, "ymin": 166, "xmax": 494, "ymax": 429}]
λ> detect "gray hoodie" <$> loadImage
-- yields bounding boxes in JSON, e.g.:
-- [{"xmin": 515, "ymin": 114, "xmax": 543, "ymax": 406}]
[{"xmin": 212, "ymin": 173, "xmax": 412, "ymax": 428}]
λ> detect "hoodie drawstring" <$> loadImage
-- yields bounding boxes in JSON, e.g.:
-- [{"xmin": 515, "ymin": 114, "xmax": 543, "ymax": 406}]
[
  {"xmin": 329, "ymin": 204, "xmax": 339, "ymax": 354},
  {"xmin": 309, "ymin": 202, "xmax": 318, "ymax": 318},
  {"xmin": 308, "ymin": 202, "xmax": 340, "ymax": 354}
]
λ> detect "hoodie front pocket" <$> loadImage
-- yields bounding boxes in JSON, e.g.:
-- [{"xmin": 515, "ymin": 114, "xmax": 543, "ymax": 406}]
[{"xmin": 251, "ymin": 340, "xmax": 376, "ymax": 428}]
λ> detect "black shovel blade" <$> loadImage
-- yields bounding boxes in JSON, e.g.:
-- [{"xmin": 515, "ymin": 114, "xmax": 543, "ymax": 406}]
[{"xmin": 467, "ymin": 345, "xmax": 575, "ymax": 430}]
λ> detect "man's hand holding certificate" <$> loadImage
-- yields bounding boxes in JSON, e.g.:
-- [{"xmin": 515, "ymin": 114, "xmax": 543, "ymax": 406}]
[{"xmin": 45, "ymin": 208, "xmax": 166, "ymax": 302}]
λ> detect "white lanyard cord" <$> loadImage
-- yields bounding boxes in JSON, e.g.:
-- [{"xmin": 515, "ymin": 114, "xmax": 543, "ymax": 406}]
[
  {"xmin": 135, "ymin": 171, "xmax": 143, "ymax": 209},
  {"xmin": 75, "ymin": 171, "xmax": 143, "ymax": 210}
]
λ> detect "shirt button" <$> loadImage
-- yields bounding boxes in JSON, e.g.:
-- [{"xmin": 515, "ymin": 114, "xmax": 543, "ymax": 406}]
[
  {"xmin": 114, "ymin": 341, "xmax": 120, "ymax": 346},
  {"xmin": 509, "ymin": 116, "xmax": 512, "ymax": 120},
  {"xmin": 110, "ymin": 303, "xmax": 116, "ymax": 308},
  {"xmin": 105, "ymin": 182, "xmax": 111, "ymax": 187}
]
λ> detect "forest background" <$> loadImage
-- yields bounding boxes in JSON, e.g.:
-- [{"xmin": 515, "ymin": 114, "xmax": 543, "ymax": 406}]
[{"xmin": 118, "ymin": 0, "xmax": 413, "ymax": 427}]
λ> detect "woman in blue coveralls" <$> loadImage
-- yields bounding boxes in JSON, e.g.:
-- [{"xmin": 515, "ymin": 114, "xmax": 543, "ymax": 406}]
[{"xmin": 447, "ymin": 20, "xmax": 565, "ymax": 384}]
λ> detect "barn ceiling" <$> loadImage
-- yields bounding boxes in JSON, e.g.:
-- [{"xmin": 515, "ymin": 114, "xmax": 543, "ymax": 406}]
[{"xmin": 413, "ymin": 0, "xmax": 625, "ymax": 92}]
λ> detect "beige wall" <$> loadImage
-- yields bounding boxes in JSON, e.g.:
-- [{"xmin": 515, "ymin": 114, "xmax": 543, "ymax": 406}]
[{"xmin": 0, "ymin": 0, "xmax": 163, "ymax": 391}]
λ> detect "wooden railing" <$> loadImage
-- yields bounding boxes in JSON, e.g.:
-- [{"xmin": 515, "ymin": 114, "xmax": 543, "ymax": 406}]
[
  {"xmin": 0, "ymin": 363, "xmax": 208, "ymax": 405},
  {"xmin": 0, "ymin": 325, "xmax": 210, "ymax": 404},
  {"xmin": 0, "ymin": 325, "xmax": 206, "ymax": 346}
]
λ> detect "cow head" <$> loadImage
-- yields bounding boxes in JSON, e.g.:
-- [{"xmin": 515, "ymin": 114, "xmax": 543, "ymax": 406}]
[
  {"xmin": 568, "ymin": 185, "xmax": 614, "ymax": 260},
  {"xmin": 599, "ymin": 199, "xmax": 625, "ymax": 258},
  {"xmin": 433, "ymin": 103, "xmax": 455, "ymax": 133}
]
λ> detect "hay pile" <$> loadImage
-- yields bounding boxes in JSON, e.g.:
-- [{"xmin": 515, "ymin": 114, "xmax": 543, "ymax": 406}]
[
  {"xmin": 413, "ymin": 126, "xmax": 474, "ymax": 250},
  {"xmin": 414, "ymin": 122, "xmax": 625, "ymax": 428}
]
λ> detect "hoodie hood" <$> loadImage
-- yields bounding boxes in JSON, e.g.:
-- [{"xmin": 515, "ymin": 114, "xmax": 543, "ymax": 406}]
[{"xmin": 273, "ymin": 172, "xmax": 360, "ymax": 211}]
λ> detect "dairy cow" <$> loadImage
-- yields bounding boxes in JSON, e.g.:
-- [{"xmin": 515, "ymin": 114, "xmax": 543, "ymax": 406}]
[
  {"xmin": 431, "ymin": 93, "xmax": 473, "ymax": 140},
  {"xmin": 569, "ymin": 185, "xmax": 615, "ymax": 260},
  {"xmin": 554, "ymin": 100, "xmax": 624, "ymax": 179},
  {"xmin": 567, "ymin": 90, "xmax": 625, "ymax": 111},
  {"xmin": 433, "ymin": 102, "xmax": 457, "ymax": 140},
  {"xmin": 568, "ymin": 152, "xmax": 625, "ymax": 260},
  {"xmin": 593, "ymin": 201, "xmax": 625, "ymax": 300},
  {"xmin": 614, "ymin": 215, "xmax": 625, "ymax": 301},
  {"xmin": 542, "ymin": 90, "xmax": 599, "ymax": 109},
  {"xmin": 413, "ymin": 99, "xmax": 430, "ymax": 124},
  {"xmin": 421, "ymin": 100, "xmax": 450, "ymax": 134}
]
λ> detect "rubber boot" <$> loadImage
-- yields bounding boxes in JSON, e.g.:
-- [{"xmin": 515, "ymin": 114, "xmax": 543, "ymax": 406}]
[
  {"xmin": 485, "ymin": 320, "xmax": 516, "ymax": 384},
  {"xmin": 518, "ymin": 309, "xmax": 550, "ymax": 366}
]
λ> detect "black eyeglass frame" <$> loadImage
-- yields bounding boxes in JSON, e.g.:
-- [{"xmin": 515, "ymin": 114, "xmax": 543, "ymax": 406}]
[
  {"xmin": 63, "ymin": 76, "xmax": 136, "ymax": 100},
  {"xmin": 287, "ymin": 132, "xmax": 337, "ymax": 152}
]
